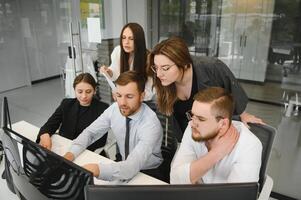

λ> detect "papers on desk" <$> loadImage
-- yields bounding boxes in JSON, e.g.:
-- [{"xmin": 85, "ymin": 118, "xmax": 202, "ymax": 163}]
[
  {"xmin": 12, "ymin": 121, "xmax": 167, "ymax": 185},
  {"xmin": 100, "ymin": 71, "xmax": 116, "ymax": 92}
]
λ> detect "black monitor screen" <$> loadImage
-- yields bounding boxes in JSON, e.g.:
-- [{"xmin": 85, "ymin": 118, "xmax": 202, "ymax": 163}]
[
  {"xmin": 2, "ymin": 122, "xmax": 94, "ymax": 200},
  {"xmin": 85, "ymin": 183, "xmax": 258, "ymax": 200}
]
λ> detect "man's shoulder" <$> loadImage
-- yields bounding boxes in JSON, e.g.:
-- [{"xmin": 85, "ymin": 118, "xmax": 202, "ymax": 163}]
[
  {"xmin": 234, "ymin": 121, "xmax": 262, "ymax": 149},
  {"xmin": 107, "ymin": 102, "xmax": 119, "ymax": 111},
  {"xmin": 140, "ymin": 104, "xmax": 161, "ymax": 123},
  {"xmin": 145, "ymin": 103, "xmax": 160, "ymax": 116}
]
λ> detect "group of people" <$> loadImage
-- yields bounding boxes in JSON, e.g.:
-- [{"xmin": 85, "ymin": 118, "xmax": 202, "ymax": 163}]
[{"xmin": 37, "ymin": 23, "xmax": 264, "ymax": 184}]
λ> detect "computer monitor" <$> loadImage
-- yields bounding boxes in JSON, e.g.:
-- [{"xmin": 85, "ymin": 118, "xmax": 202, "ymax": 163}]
[
  {"xmin": 1, "ymin": 97, "xmax": 12, "ymax": 129},
  {"xmin": 1, "ymin": 97, "xmax": 94, "ymax": 200},
  {"xmin": 85, "ymin": 183, "xmax": 258, "ymax": 200}
]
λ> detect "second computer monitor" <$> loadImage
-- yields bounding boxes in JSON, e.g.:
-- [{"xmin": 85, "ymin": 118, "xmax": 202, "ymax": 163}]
[{"xmin": 85, "ymin": 183, "xmax": 258, "ymax": 200}]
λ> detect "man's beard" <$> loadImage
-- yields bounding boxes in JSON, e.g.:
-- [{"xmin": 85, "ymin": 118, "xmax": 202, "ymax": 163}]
[
  {"xmin": 191, "ymin": 128, "xmax": 218, "ymax": 142},
  {"xmin": 119, "ymin": 106, "xmax": 134, "ymax": 117}
]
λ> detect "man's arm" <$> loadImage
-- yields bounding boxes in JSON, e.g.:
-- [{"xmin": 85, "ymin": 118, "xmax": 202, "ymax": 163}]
[
  {"xmin": 170, "ymin": 126, "xmax": 201, "ymax": 184},
  {"xmin": 190, "ymin": 125, "xmax": 239, "ymax": 183},
  {"xmin": 98, "ymin": 120, "xmax": 163, "ymax": 181},
  {"xmin": 227, "ymin": 138, "xmax": 262, "ymax": 183},
  {"xmin": 64, "ymin": 105, "xmax": 112, "ymax": 159},
  {"xmin": 189, "ymin": 151, "xmax": 221, "ymax": 184},
  {"xmin": 64, "ymin": 152, "xmax": 75, "ymax": 161},
  {"xmin": 171, "ymin": 124, "xmax": 239, "ymax": 184}
]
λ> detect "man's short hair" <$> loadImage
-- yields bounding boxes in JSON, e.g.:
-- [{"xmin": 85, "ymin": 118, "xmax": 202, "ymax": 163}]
[
  {"xmin": 193, "ymin": 87, "xmax": 234, "ymax": 122},
  {"xmin": 115, "ymin": 71, "xmax": 146, "ymax": 93}
]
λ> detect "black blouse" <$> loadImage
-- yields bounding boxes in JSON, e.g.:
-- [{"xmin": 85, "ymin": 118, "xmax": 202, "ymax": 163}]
[
  {"xmin": 174, "ymin": 68, "xmax": 198, "ymax": 134},
  {"xmin": 171, "ymin": 56, "xmax": 248, "ymax": 142},
  {"xmin": 37, "ymin": 98, "xmax": 109, "ymax": 151}
]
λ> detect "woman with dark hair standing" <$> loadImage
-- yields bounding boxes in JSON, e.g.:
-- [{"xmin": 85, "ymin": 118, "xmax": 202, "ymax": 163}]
[
  {"xmin": 148, "ymin": 37, "xmax": 264, "ymax": 142},
  {"xmin": 100, "ymin": 22, "xmax": 154, "ymax": 101},
  {"xmin": 36, "ymin": 73, "xmax": 109, "ymax": 152}
]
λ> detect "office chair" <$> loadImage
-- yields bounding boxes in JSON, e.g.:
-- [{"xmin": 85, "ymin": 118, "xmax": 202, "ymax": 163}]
[
  {"xmin": 0, "ymin": 141, "xmax": 3, "ymax": 164},
  {"xmin": 248, "ymin": 123, "xmax": 276, "ymax": 200},
  {"xmin": 156, "ymin": 113, "xmax": 178, "ymax": 183}
]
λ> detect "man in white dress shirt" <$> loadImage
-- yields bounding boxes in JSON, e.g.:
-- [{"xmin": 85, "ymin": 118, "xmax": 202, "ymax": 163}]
[{"xmin": 170, "ymin": 87, "xmax": 262, "ymax": 184}]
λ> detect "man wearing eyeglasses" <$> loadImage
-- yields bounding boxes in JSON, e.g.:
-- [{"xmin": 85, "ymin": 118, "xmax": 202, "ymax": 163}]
[{"xmin": 170, "ymin": 87, "xmax": 262, "ymax": 184}]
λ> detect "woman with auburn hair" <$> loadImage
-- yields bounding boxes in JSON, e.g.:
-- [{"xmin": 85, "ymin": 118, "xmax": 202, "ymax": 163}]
[
  {"xmin": 100, "ymin": 22, "xmax": 154, "ymax": 101},
  {"xmin": 36, "ymin": 73, "xmax": 109, "ymax": 152},
  {"xmin": 148, "ymin": 36, "xmax": 264, "ymax": 142}
]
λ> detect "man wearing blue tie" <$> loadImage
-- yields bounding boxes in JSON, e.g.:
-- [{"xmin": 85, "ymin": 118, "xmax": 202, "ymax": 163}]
[{"xmin": 64, "ymin": 71, "xmax": 163, "ymax": 182}]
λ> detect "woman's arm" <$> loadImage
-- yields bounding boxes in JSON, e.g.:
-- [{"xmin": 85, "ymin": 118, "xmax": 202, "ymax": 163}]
[{"xmin": 36, "ymin": 100, "xmax": 65, "ymax": 143}]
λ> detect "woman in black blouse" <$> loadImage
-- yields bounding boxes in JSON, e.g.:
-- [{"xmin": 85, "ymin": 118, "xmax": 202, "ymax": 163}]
[
  {"xmin": 36, "ymin": 73, "xmax": 108, "ymax": 151},
  {"xmin": 148, "ymin": 37, "xmax": 264, "ymax": 142}
]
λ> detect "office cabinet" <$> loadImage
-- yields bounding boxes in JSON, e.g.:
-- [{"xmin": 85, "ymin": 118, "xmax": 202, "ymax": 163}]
[{"xmin": 218, "ymin": 0, "xmax": 274, "ymax": 82}]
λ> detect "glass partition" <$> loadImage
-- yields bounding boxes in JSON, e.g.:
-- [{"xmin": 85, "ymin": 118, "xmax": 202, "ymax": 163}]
[{"xmin": 157, "ymin": 0, "xmax": 301, "ymax": 108}]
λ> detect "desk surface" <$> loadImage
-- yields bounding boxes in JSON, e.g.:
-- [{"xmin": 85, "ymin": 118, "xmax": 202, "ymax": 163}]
[{"xmin": 11, "ymin": 121, "xmax": 167, "ymax": 185}]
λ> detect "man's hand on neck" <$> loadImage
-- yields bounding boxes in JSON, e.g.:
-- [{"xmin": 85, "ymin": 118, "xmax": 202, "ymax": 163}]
[
  {"xmin": 206, "ymin": 124, "xmax": 239, "ymax": 161},
  {"xmin": 190, "ymin": 124, "xmax": 240, "ymax": 184}
]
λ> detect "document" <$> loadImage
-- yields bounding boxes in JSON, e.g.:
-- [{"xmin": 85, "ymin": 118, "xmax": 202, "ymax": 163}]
[
  {"xmin": 100, "ymin": 71, "xmax": 117, "ymax": 92},
  {"xmin": 87, "ymin": 18, "xmax": 102, "ymax": 43}
]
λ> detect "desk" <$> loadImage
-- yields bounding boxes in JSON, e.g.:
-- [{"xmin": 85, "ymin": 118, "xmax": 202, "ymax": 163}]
[{"xmin": 11, "ymin": 121, "xmax": 167, "ymax": 185}]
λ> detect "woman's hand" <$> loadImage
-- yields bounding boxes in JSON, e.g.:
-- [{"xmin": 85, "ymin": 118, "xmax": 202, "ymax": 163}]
[
  {"xmin": 39, "ymin": 133, "xmax": 52, "ymax": 150},
  {"xmin": 240, "ymin": 112, "xmax": 265, "ymax": 128},
  {"xmin": 99, "ymin": 65, "xmax": 113, "ymax": 78}
]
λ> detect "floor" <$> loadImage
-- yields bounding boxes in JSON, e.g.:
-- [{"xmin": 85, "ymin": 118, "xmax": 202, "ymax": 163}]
[{"xmin": 0, "ymin": 78, "xmax": 300, "ymax": 200}]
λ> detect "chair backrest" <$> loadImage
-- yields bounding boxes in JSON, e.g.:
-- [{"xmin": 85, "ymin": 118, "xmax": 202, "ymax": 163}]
[
  {"xmin": 146, "ymin": 101, "xmax": 178, "ymax": 183},
  {"xmin": 248, "ymin": 123, "xmax": 276, "ymax": 192},
  {"xmin": 158, "ymin": 115, "xmax": 178, "ymax": 183}
]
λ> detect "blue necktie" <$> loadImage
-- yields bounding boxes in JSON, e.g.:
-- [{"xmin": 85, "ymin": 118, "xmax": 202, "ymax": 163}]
[{"xmin": 125, "ymin": 117, "xmax": 131, "ymax": 159}]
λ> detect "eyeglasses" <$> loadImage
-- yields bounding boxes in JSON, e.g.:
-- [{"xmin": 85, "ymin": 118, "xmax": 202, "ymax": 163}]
[
  {"xmin": 150, "ymin": 64, "xmax": 176, "ymax": 73},
  {"xmin": 186, "ymin": 110, "xmax": 224, "ymax": 122},
  {"xmin": 186, "ymin": 110, "xmax": 202, "ymax": 122}
]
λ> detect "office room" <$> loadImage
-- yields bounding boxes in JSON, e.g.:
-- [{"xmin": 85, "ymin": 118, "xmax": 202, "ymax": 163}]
[{"xmin": 0, "ymin": 0, "xmax": 300, "ymax": 199}]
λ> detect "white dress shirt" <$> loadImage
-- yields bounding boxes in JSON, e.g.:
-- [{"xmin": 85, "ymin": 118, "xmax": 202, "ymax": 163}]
[
  {"xmin": 69, "ymin": 102, "xmax": 163, "ymax": 181},
  {"xmin": 170, "ymin": 121, "xmax": 262, "ymax": 184},
  {"xmin": 109, "ymin": 45, "xmax": 155, "ymax": 101}
]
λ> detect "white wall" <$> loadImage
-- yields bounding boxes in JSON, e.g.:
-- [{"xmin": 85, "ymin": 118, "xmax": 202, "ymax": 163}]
[
  {"xmin": 126, "ymin": 0, "xmax": 149, "ymax": 46},
  {"xmin": 101, "ymin": 0, "xmax": 149, "ymax": 45},
  {"xmin": 0, "ymin": 0, "xmax": 31, "ymax": 92},
  {"xmin": 101, "ymin": 0, "xmax": 126, "ymax": 39}
]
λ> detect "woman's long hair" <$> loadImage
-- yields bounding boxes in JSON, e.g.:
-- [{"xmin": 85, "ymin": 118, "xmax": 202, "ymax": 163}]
[
  {"xmin": 148, "ymin": 37, "xmax": 193, "ymax": 115},
  {"xmin": 119, "ymin": 23, "xmax": 147, "ymax": 81}
]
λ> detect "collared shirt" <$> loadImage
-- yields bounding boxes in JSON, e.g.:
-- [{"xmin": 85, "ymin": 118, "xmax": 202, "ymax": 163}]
[
  {"xmin": 170, "ymin": 121, "xmax": 262, "ymax": 184},
  {"xmin": 69, "ymin": 102, "xmax": 163, "ymax": 181}
]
